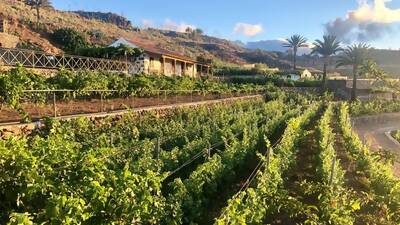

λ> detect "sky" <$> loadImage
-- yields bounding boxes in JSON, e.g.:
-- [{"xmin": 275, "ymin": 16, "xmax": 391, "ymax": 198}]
[{"xmin": 51, "ymin": 0, "xmax": 400, "ymax": 49}]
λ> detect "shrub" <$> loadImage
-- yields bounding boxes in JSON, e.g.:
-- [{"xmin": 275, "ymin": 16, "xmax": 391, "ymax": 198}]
[
  {"xmin": 51, "ymin": 28, "xmax": 88, "ymax": 53},
  {"xmin": 75, "ymin": 45, "xmax": 143, "ymax": 60}
]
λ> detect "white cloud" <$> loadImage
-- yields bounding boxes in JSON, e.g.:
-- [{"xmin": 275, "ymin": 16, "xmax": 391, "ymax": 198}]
[
  {"xmin": 162, "ymin": 18, "xmax": 196, "ymax": 32},
  {"xmin": 139, "ymin": 18, "xmax": 196, "ymax": 32},
  {"xmin": 351, "ymin": 0, "xmax": 400, "ymax": 23},
  {"xmin": 326, "ymin": 0, "xmax": 400, "ymax": 43},
  {"xmin": 140, "ymin": 19, "xmax": 154, "ymax": 28},
  {"xmin": 234, "ymin": 23, "xmax": 263, "ymax": 37}
]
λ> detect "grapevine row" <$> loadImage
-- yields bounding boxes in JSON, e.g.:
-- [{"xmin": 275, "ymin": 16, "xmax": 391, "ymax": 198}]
[
  {"xmin": 338, "ymin": 102, "xmax": 400, "ymax": 223},
  {"xmin": 215, "ymin": 103, "xmax": 320, "ymax": 224}
]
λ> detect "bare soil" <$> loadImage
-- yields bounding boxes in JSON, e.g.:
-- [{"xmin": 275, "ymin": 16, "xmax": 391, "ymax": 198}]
[
  {"xmin": 0, "ymin": 93, "xmax": 247, "ymax": 124},
  {"xmin": 266, "ymin": 118, "xmax": 321, "ymax": 224}
]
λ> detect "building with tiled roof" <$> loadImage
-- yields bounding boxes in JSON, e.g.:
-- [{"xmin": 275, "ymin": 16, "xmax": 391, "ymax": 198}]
[{"xmin": 110, "ymin": 38, "xmax": 211, "ymax": 77}]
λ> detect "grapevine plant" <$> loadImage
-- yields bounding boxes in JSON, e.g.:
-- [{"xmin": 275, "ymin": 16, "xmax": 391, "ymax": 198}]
[
  {"xmin": 314, "ymin": 103, "xmax": 360, "ymax": 224},
  {"xmin": 216, "ymin": 103, "xmax": 320, "ymax": 224},
  {"xmin": 339, "ymin": 103, "xmax": 400, "ymax": 223},
  {"xmin": 0, "ymin": 98, "xmax": 289, "ymax": 224}
]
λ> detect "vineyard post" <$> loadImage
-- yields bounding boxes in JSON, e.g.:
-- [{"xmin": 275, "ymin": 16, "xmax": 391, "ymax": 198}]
[
  {"xmin": 157, "ymin": 90, "xmax": 160, "ymax": 106},
  {"xmin": 157, "ymin": 137, "xmax": 160, "ymax": 159},
  {"xmin": 191, "ymin": 90, "xmax": 193, "ymax": 103},
  {"xmin": 164, "ymin": 90, "xmax": 167, "ymax": 103},
  {"xmin": 53, "ymin": 92, "xmax": 57, "ymax": 118},
  {"xmin": 132, "ymin": 93, "xmax": 135, "ymax": 109},
  {"xmin": 329, "ymin": 156, "xmax": 336, "ymax": 186},
  {"xmin": 100, "ymin": 92, "xmax": 104, "ymax": 112},
  {"xmin": 175, "ymin": 92, "xmax": 178, "ymax": 104}
]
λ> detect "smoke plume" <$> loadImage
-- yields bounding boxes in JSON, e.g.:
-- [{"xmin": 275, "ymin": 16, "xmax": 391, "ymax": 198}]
[{"xmin": 325, "ymin": 0, "xmax": 400, "ymax": 43}]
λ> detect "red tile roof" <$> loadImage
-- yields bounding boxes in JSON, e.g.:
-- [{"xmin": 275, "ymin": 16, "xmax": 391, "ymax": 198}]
[{"xmin": 121, "ymin": 38, "xmax": 210, "ymax": 65}]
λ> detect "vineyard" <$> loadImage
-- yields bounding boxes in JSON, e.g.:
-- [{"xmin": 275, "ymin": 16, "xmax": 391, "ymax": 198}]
[
  {"xmin": 393, "ymin": 131, "xmax": 400, "ymax": 143},
  {"xmin": 1, "ymin": 89, "xmax": 400, "ymax": 225},
  {"xmin": 0, "ymin": 67, "xmax": 267, "ymax": 123}
]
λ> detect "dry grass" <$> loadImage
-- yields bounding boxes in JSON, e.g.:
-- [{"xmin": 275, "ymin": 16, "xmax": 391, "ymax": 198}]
[{"xmin": 0, "ymin": 0, "xmax": 247, "ymax": 63}]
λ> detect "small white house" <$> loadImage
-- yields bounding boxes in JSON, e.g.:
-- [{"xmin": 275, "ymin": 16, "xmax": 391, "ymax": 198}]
[{"xmin": 300, "ymin": 69, "xmax": 313, "ymax": 79}]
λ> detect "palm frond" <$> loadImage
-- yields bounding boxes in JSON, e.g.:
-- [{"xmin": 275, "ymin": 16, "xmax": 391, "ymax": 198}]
[
  {"xmin": 311, "ymin": 35, "xmax": 342, "ymax": 57},
  {"xmin": 282, "ymin": 34, "xmax": 308, "ymax": 49},
  {"xmin": 336, "ymin": 43, "xmax": 371, "ymax": 68}
]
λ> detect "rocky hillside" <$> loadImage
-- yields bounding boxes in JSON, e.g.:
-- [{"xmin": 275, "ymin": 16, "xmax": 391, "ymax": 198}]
[
  {"xmin": 0, "ymin": 0, "xmax": 290, "ymax": 68},
  {"xmin": 71, "ymin": 11, "xmax": 134, "ymax": 31}
]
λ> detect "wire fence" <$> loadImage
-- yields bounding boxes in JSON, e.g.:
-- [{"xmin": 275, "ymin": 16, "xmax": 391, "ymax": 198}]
[{"xmin": 0, "ymin": 89, "xmax": 264, "ymax": 124}]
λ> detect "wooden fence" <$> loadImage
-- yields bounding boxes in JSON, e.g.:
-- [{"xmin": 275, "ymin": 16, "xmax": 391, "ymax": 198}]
[{"xmin": 0, "ymin": 47, "xmax": 132, "ymax": 72}]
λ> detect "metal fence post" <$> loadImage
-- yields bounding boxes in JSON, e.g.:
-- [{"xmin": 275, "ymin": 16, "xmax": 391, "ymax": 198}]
[{"xmin": 53, "ymin": 92, "xmax": 57, "ymax": 118}]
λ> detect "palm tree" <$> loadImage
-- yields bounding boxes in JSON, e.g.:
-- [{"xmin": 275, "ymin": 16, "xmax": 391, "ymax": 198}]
[
  {"xmin": 24, "ymin": 0, "xmax": 52, "ymax": 26},
  {"xmin": 336, "ymin": 43, "xmax": 371, "ymax": 101},
  {"xmin": 311, "ymin": 35, "xmax": 342, "ymax": 91},
  {"xmin": 282, "ymin": 35, "xmax": 308, "ymax": 70}
]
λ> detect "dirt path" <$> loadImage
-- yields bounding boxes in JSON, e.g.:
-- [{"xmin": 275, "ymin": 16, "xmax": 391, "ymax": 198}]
[
  {"xmin": 333, "ymin": 119, "xmax": 374, "ymax": 225},
  {"xmin": 266, "ymin": 119, "xmax": 320, "ymax": 224}
]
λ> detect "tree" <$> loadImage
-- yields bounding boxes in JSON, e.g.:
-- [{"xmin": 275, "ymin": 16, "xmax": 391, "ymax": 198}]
[
  {"xmin": 282, "ymin": 35, "xmax": 308, "ymax": 70},
  {"xmin": 186, "ymin": 27, "xmax": 204, "ymax": 39},
  {"xmin": 336, "ymin": 43, "xmax": 371, "ymax": 101},
  {"xmin": 311, "ymin": 35, "xmax": 342, "ymax": 92},
  {"xmin": 24, "ymin": 0, "xmax": 52, "ymax": 25},
  {"xmin": 360, "ymin": 60, "xmax": 386, "ymax": 80},
  {"xmin": 51, "ymin": 28, "xmax": 88, "ymax": 53},
  {"xmin": 185, "ymin": 27, "xmax": 193, "ymax": 33},
  {"xmin": 195, "ymin": 28, "xmax": 204, "ymax": 35}
]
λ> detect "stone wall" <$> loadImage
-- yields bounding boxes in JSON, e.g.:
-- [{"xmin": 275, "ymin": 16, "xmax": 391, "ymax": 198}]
[{"xmin": 128, "ymin": 52, "xmax": 201, "ymax": 77}]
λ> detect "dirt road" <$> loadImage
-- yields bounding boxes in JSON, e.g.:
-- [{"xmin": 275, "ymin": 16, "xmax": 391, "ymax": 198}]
[
  {"xmin": 353, "ymin": 112, "xmax": 400, "ymax": 151},
  {"xmin": 353, "ymin": 112, "xmax": 400, "ymax": 176}
]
